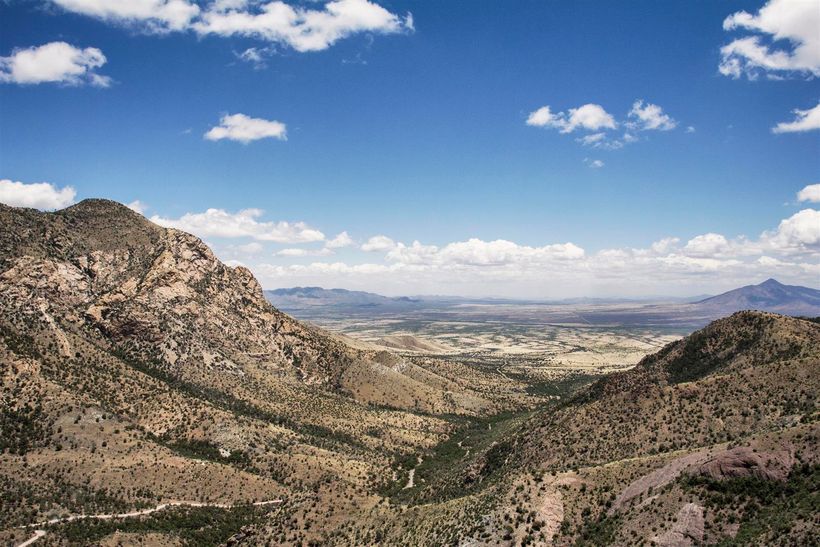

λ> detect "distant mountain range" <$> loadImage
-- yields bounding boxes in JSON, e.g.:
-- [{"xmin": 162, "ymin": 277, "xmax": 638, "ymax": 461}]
[
  {"xmin": 694, "ymin": 278, "xmax": 820, "ymax": 317},
  {"xmin": 265, "ymin": 286, "xmax": 422, "ymax": 311},
  {"xmin": 266, "ymin": 279, "xmax": 820, "ymax": 318}
]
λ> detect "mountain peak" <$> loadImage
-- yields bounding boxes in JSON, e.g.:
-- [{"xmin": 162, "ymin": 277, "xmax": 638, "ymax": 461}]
[
  {"xmin": 66, "ymin": 197, "xmax": 134, "ymax": 212},
  {"xmin": 695, "ymin": 278, "xmax": 820, "ymax": 316}
]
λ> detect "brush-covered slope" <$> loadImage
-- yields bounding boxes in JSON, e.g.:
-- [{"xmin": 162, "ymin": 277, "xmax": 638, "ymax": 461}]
[
  {"xmin": 518, "ymin": 311, "xmax": 818, "ymax": 470},
  {"xmin": 303, "ymin": 312, "xmax": 819, "ymax": 546},
  {"xmin": 0, "ymin": 200, "xmax": 514, "ymax": 544}
]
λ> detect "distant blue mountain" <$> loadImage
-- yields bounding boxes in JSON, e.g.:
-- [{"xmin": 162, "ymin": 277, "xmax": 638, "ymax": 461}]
[
  {"xmin": 695, "ymin": 278, "xmax": 820, "ymax": 316},
  {"xmin": 265, "ymin": 287, "xmax": 421, "ymax": 310}
]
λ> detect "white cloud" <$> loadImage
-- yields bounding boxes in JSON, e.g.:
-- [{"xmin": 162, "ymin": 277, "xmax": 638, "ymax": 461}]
[
  {"xmin": 204, "ymin": 113, "xmax": 287, "ymax": 143},
  {"xmin": 361, "ymin": 235, "xmax": 395, "ymax": 252},
  {"xmin": 761, "ymin": 208, "xmax": 820, "ymax": 251},
  {"xmin": 527, "ymin": 103, "xmax": 616, "ymax": 134},
  {"xmin": 276, "ymin": 247, "xmax": 333, "ymax": 256},
  {"xmin": 628, "ymin": 100, "xmax": 677, "ymax": 131},
  {"xmin": 326, "ymin": 231, "xmax": 355, "ymax": 248},
  {"xmin": 235, "ymin": 46, "xmax": 276, "ymax": 68},
  {"xmin": 192, "ymin": 0, "xmax": 413, "ymax": 53},
  {"xmin": 382, "ymin": 238, "xmax": 584, "ymax": 267},
  {"xmin": 772, "ymin": 102, "xmax": 820, "ymax": 133},
  {"xmin": 51, "ymin": 0, "xmax": 411, "ymax": 52},
  {"xmin": 247, "ymin": 208, "xmax": 820, "ymax": 297},
  {"xmin": 127, "ymin": 200, "xmax": 147, "ymax": 214},
  {"xmin": 150, "ymin": 208, "xmax": 324, "ymax": 242},
  {"xmin": 526, "ymin": 106, "xmax": 557, "ymax": 127},
  {"xmin": 797, "ymin": 183, "xmax": 820, "ymax": 203},
  {"xmin": 439, "ymin": 239, "xmax": 584, "ymax": 265},
  {"xmin": 584, "ymin": 158, "xmax": 604, "ymax": 169},
  {"xmin": 528, "ymin": 100, "xmax": 681, "ymax": 150},
  {"xmin": 685, "ymin": 126, "xmax": 696, "ymax": 133},
  {"xmin": 235, "ymin": 241, "xmax": 264, "ymax": 254},
  {"xmin": 564, "ymin": 104, "xmax": 617, "ymax": 133},
  {"xmin": 719, "ymin": 0, "xmax": 820, "ymax": 79},
  {"xmin": 650, "ymin": 237, "xmax": 680, "ymax": 254},
  {"xmin": 52, "ymin": 0, "xmax": 200, "ymax": 31},
  {"xmin": 683, "ymin": 233, "xmax": 731, "ymax": 257},
  {"xmin": 0, "ymin": 42, "xmax": 110, "ymax": 86},
  {"xmin": 577, "ymin": 132, "xmax": 606, "ymax": 146},
  {"xmin": 0, "ymin": 179, "xmax": 77, "ymax": 210}
]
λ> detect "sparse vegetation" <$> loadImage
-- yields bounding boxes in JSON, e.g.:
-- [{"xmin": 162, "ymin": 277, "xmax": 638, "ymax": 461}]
[{"xmin": 1, "ymin": 201, "xmax": 817, "ymax": 545}]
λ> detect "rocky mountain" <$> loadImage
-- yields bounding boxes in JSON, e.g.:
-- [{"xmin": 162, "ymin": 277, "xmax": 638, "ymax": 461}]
[
  {"xmin": 0, "ymin": 200, "xmax": 520, "ymax": 545},
  {"xmin": 694, "ymin": 278, "xmax": 820, "ymax": 316}
]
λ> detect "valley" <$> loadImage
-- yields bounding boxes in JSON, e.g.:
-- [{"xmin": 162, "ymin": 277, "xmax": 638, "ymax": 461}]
[
  {"xmin": 278, "ymin": 302, "xmax": 684, "ymax": 396},
  {"xmin": 0, "ymin": 201, "xmax": 817, "ymax": 546}
]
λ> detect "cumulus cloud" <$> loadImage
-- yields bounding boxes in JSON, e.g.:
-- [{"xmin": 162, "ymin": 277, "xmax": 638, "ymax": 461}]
[
  {"xmin": 772, "ymin": 102, "xmax": 820, "ymax": 133},
  {"xmin": 0, "ymin": 42, "xmax": 110, "ymax": 86},
  {"xmin": 527, "ymin": 103, "xmax": 616, "ymax": 133},
  {"xmin": 683, "ymin": 233, "xmax": 731, "ymax": 257},
  {"xmin": 361, "ymin": 235, "xmax": 395, "ymax": 252},
  {"xmin": 627, "ymin": 100, "xmax": 677, "ymax": 131},
  {"xmin": 248, "ymin": 207, "xmax": 820, "ymax": 297},
  {"xmin": 439, "ymin": 239, "xmax": 584, "ymax": 265},
  {"xmin": 276, "ymin": 247, "xmax": 333, "ymax": 257},
  {"xmin": 193, "ymin": 0, "xmax": 413, "ymax": 53},
  {"xmin": 719, "ymin": 0, "xmax": 820, "ymax": 79},
  {"xmin": 584, "ymin": 158, "xmax": 604, "ymax": 169},
  {"xmin": 127, "ymin": 200, "xmax": 147, "ymax": 214},
  {"xmin": 797, "ymin": 183, "xmax": 820, "ymax": 203},
  {"xmin": 326, "ymin": 231, "xmax": 355, "ymax": 248},
  {"xmin": 761, "ymin": 208, "xmax": 820, "ymax": 251},
  {"xmin": 0, "ymin": 179, "xmax": 77, "ymax": 210},
  {"xmin": 52, "ymin": 0, "xmax": 200, "ymax": 31},
  {"xmin": 650, "ymin": 237, "xmax": 680, "ymax": 254},
  {"xmin": 382, "ymin": 239, "xmax": 584, "ymax": 267},
  {"xmin": 529, "ymin": 100, "xmax": 679, "ymax": 150},
  {"xmin": 150, "ymin": 208, "xmax": 324, "ymax": 242},
  {"xmin": 204, "ymin": 113, "xmax": 287, "ymax": 143},
  {"xmin": 54, "ymin": 0, "xmax": 412, "ymax": 53}
]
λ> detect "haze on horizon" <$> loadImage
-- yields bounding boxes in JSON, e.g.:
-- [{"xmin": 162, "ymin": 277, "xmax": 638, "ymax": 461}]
[{"xmin": 1, "ymin": 0, "xmax": 818, "ymax": 298}]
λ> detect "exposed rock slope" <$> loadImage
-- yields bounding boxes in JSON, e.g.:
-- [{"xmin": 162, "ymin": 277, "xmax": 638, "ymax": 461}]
[{"xmin": 1, "ymin": 199, "xmax": 357, "ymax": 386}]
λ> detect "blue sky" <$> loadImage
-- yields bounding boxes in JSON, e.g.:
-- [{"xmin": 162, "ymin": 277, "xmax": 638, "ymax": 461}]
[{"xmin": 1, "ymin": 0, "xmax": 818, "ymax": 297}]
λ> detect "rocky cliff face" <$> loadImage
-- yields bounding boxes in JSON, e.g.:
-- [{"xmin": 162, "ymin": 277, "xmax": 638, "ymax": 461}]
[{"xmin": 0, "ymin": 199, "xmax": 354, "ymax": 386}]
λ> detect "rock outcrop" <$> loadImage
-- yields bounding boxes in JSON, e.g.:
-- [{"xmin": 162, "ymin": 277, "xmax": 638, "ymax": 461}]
[
  {"xmin": 651, "ymin": 503, "xmax": 705, "ymax": 547},
  {"xmin": 694, "ymin": 445, "xmax": 795, "ymax": 482},
  {"xmin": 0, "ymin": 199, "xmax": 356, "ymax": 385}
]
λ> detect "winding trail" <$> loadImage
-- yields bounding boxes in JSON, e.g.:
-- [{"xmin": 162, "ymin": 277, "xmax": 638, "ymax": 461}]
[
  {"xmin": 16, "ymin": 499, "xmax": 283, "ymax": 546},
  {"xmin": 403, "ymin": 456, "xmax": 424, "ymax": 489},
  {"xmin": 16, "ymin": 530, "xmax": 45, "ymax": 547}
]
